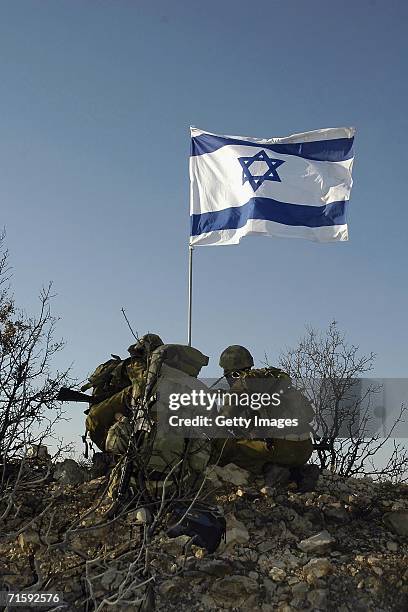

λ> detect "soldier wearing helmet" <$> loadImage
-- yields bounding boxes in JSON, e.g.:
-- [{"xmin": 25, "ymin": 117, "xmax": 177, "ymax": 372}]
[
  {"xmin": 84, "ymin": 333, "xmax": 164, "ymax": 453},
  {"xmin": 125, "ymin": 333, "xmax": 164, "ymax": 395},
  {"xmin": 213, "ymin": 345, "xmax": 319, "ymax": 492},
  {"xmin": 219, "ymin": 345, "xmax": 254, "ymax": 378},
  {"xmin": 128, "ymin": 333, "xmax": 164, "ymax": 358}
]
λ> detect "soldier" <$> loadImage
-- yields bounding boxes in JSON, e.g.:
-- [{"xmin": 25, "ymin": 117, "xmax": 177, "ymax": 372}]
[
  {"xmin": 212, "ymin": 345, "xmax": 319, "ymax": 492},
  {"xmin": 85, "ymin": 333, "xmax": 164, "ymax": 452},
  {"xmin": 105, "ymin": 342, "xmax": 212, "ymax": 501}
]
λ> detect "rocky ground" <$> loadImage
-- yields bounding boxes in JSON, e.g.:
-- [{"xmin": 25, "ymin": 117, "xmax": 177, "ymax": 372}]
[{"xmin": 0, "ymin": 459, "xmax": 407, "ymax": 611}]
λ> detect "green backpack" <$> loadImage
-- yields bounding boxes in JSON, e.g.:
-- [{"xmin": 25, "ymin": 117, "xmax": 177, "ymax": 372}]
[
  {"xmin": 85, "ymin": 345, "xmax": 209, "ymax": 454},
  {"xmin": 145, "ymin": 344, "xmax": 209, "ymax": 391},
  {"xmin": 237, "ymin": 367, "xmax": 315, "ymax": 430},
  {"xmin": 81, "ymin": 355, "xmax": 131, "ymax": 396}
]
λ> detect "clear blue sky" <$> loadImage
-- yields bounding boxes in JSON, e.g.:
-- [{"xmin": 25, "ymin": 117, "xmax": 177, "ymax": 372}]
[{"xmin": 1, "ymin": 1, "xmax": 407, "ymax": 449}]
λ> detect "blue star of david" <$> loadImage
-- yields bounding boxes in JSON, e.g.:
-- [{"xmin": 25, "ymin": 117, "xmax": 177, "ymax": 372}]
[{"xmin": 238, "ymin": 150, "xmax": 285, "ymax": 191}]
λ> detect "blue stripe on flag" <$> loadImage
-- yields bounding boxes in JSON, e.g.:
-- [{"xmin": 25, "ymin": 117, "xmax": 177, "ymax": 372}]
[
  {"xmin": 191, "ymin": 133, "xmax": 354, "ymax": 162},
  {"xmin": 190, "ymin": 198, "xmax": 348, "ymax": 236}
]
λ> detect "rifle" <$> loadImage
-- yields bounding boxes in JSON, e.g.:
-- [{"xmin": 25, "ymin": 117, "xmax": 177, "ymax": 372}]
[
  {"xmin": 114, "ymin": 393, "xmax": 157, "ymax": 508},
  {"xmin": 57, "ymin": 387, "xmax": 111, "ymax": 406},
  {"xmin": 107, "ymin": 358, "xmax": 162, "ymax": 518}
]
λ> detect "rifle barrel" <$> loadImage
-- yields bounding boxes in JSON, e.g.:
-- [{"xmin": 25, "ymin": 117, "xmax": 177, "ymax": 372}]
[{"xmin": 57, "ymin": 387, "xmax": 93, "ymax": 403}]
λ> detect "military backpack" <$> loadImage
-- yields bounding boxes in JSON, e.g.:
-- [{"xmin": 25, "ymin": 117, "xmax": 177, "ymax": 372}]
[{"xmin": 81, "ymin": 355, "xmax": 131, "ymax": 397}]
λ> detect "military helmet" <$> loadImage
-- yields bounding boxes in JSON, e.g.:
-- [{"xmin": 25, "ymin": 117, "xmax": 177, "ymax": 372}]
[
  {"xmin": 128, "ymin": 333, "xmax": 163, "ymax": 357},
  {"xmin": 219, "ymin": 345, "xmax": 254, "ymax": 373}
]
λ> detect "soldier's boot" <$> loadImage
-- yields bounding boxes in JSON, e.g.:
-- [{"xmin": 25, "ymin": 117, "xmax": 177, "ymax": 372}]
[
  {"xmin": 263, "ymin": 463, "xmax": 291, "ymax": 489},
  {"xmin": 291, "ymin": 464, "xmax": 320, "ymax": 493}
]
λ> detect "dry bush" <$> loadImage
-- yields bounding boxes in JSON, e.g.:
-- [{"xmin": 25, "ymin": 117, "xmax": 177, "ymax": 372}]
[
  {"xmin": 0, "ymin": 231, "xmax": 71, "ymax": 530},
  {"xmin": 277, "ymin": 321, "xmax": 408, "ymax": 481}
]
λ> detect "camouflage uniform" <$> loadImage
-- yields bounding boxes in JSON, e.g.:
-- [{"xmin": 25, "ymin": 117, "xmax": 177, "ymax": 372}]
[
  {"xmin": 85, "ymin": 334, "xmax": 163, "ymax": 451},
  {"xmin": 85, "ymin": 386, "xmax": 134, "ymax": 451},
  {"xmin": 106, "ymin": 415, "xmax": 210, "ymax": 499},
  {"xmin": 105, "ymin": 345, "xmax": 212, "ymax": 499},
  {"xmin": 211, "ymin": 346, "xmax": 315, "ymax": 485}
]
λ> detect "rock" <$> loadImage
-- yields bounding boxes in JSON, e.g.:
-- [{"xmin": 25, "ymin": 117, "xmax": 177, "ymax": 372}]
[
  {"xmin": 207, "ymin": 463, "xmax": 250, "ymax": 486},
  {"xmin": 258, "ymin": 555, "xmax": 286, "ymax": 572},
  {"xmin": 53, "ymin": 459, "xmax": 88, "ymax": 485},
  {"xmin": 303, "ymin": 558, "xmax": 333, "ymax": 581},
  {"xmin": 383, "ymin": 511, "xmax": 408, "ymax": 536},
  {"xmin": 200, "ymin": 559, "xmax": 233, "ymax": 577},
  {"xmin": 210, "ymin": 575, "xmax": 258, "ymax": 607},
  {"xmin": 238, "ymin": 508, "xmax": 257, "ymax": 522},
  {"xmin": 25, "ymin": 444, "xmax": 50, "ymax": 460},
  {"xmin": 317, "ymin": 494, "xmax": 337, "ymax": 504},
  {"xmin": 258, "ymin": 540, "xmax": 276, "ymax": 554},
  {"xmin": 263, "ymin": 577, "xmax": 278, "ymax": 600},
  {"xmin": 100, "ymin": 569, "xmax": 123, "ymax": 590},
  {"xmin": 298, "ymin": 530, "xmax": 335, "ymax": 554},
  {"xmin": 240, "ymin": 547, "xmax": 258, "ymax": 562},
  {"xmin": 291, "ymin": 582, "xmax": 309, "ymax": 596},
  {"xmin": 159, "ymin": 580, "xmax": 179, "ymax": 597},
  {"xmin": 367, "ymin": 556, "xmax": 380, "ymax": 566},
  {"xmin": 386, "ymin": 540, "xmax": 398, "ymax": 552},
  {"xmin": 303, "ymin": 491, "xmax": 316, "ymax": 500},
  {"xmin": 269, "ymin": 567, "xmax": 286, "ymax": 582},
  {"xmin": 382, "ymin": 500, "xmax": 393, "ymax": 508},
  {"xmin": 126, "ymin": 507, "xmax": 152, "ymax": 525},
  {"xmin": 307, "ymin": 588, "xmax": 328, "ymax": 609},
  {"xmin": 222, "ymin": 513, "xmax": 250, "ymax": 549},
  {"xmin": 192, "ymin": 546, "xmax": 207, "ymax": 559},
  {"xmin": 283, "ymin": 551, "xmax": 304, "ymax": 568},
  {"xmin": 280, "ymin": 507, "xmax": 312, "ymax": 535},
  {"xmin": 237, "ymin": 487, "xmax": 260, "ymax": 500},
  {"xmin": 391, "ymin": 500, "xmax": 406, "ymax": 512},
  {"xmin": 160, "ymin": 535, "xmax": 191, "ymax": 556},
  {"xmin": 18, "ymin": 529, "xmax": 41, "ymax": 550},
  {"xmin": 69, "ymin": 531, "xmax": 94, "ymax": 554},
  {"xmin": 281, "ymin": 526, "xmax": 297, "ymax": 542},
  {"xmin": 204, "ymin": 466, "xmax": 222, "ymax": 487},
  {"xmin": 323, "ymin": 505, "xmax": 349, "ymax": 523}
]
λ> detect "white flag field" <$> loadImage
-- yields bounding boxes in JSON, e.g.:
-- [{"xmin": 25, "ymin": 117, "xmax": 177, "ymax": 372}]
[{"xmin": 189, "ymin": 126, "xmax": 355, "ymax": 246}]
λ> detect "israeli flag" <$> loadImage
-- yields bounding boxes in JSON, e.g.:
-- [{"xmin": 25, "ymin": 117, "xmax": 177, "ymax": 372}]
[{"xmin": 189, "ymin": 126, "xmax": 355, "ymax": 246}]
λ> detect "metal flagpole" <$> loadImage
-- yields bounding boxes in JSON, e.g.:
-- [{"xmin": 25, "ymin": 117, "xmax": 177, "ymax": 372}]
[{"xmin": 187, "ymin": 245, "xmax": 194, "ymax": 346}]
